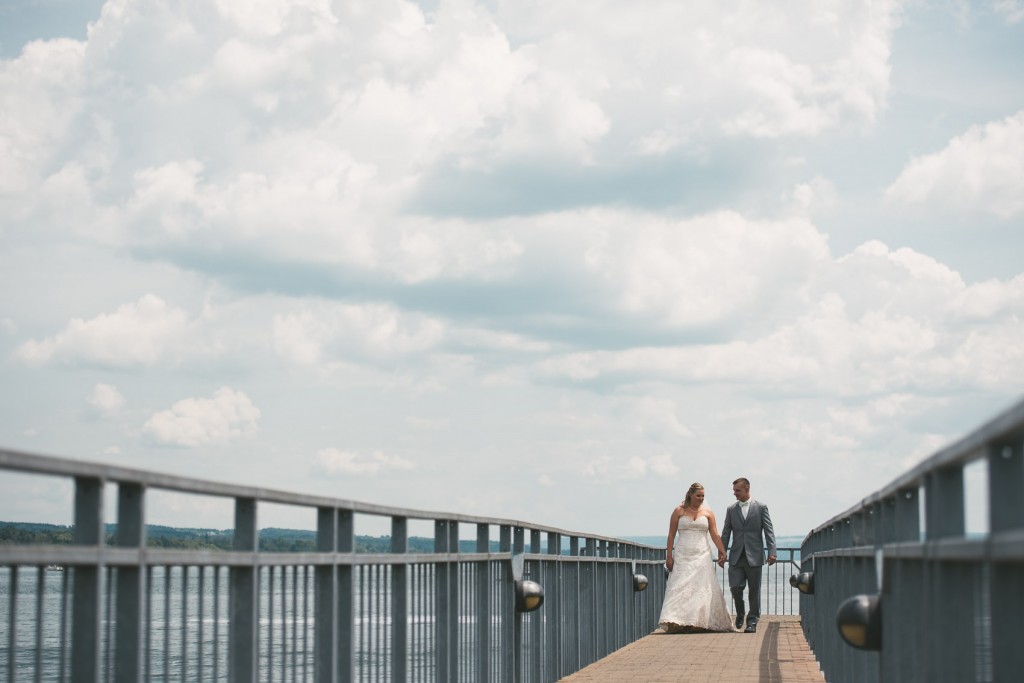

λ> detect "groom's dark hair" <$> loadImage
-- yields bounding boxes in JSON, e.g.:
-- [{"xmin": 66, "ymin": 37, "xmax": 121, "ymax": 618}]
[{"xmin": 733, "ymin": 477, "xmax": 750, "ymax": 487}]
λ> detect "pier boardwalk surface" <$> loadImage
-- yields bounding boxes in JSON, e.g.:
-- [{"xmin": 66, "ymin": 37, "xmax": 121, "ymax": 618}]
[{"xmin": 558, "ymin": 616, "xmax": 825, "ymax": 683}]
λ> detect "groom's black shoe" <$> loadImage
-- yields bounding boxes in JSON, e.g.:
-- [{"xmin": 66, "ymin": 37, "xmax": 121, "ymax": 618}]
[
  {"xmin": 744, "ymin": 620, "xmax": 758, "ymax": 633},
  {"xmin": 734, "ymin": 614, "xmax": 745, "ymax": 630}
]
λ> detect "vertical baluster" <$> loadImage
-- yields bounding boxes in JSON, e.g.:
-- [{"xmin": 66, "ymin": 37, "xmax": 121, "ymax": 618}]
[
  {"xmin": 144, "ymin": 568, "xmax": 151, "ymax": 683},
  {"xmin": 33, "ymin": 566, "xmax": 43, "ymax": 683},
  {"xmin": 302, "ymin": 566, "xmax": 309, "ymax": 681},
  {"xmin": 291, "ymin": 566, "xmax": 297, "ymax": 683},
  {"xmin": 104, "ymin": 566, "xmax": 113, "ymax": 683},
  {"xmin": 359, "ymin": 565, "xmax": 366, "ymax": 681},
  {"xmin": 197, "ymin": 567, "xmax": 205, "ymax": 683},
  {"xmin": 163, "ymin": 568, "xmax": 171, "ymax": 682},
  {"xmin": 278, "ymin": 565, "xmax": 285, "ymax": 682},
  {"xmin": 213, "ymin": 566, "xmax": 221, "ymax": 683},
  {"xmin": 180, "ymin": 566, "xmax": 189, "ymax": 683},
  {"xmin": 267, "ymin": 565, "xmax": 274, "ymax": 682},
  {"xmin": 8, "ymin": 566, "xmax": 17, "ymax": 683},
  {"xmin": 279, "ymin": 566, "xmax": 285, "ymax": 683},
  {"xmin": 60, "ymin": 568, "xmax": 70, "ymax": 681}
]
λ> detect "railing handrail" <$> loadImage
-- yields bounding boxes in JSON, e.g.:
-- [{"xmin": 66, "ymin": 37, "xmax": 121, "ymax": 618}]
[
  {"xmin": 804, "ymin": 394, "xmax": 1024, "ymax": 541},
  {"xmin": 797, "ymin": 395, "xmax": 1024, "ymax": 683},
  {"xmin": 0, "ymin": 447, "xmax": 660, "ymax": 549}
]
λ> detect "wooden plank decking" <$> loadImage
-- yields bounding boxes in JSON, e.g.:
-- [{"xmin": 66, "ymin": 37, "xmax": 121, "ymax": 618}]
[{"xmin": 558, "ymin": 616, "xmax": 826, "ymax": 683}]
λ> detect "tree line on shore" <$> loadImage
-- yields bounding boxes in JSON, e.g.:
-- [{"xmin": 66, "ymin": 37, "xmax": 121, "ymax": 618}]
[{"xmin": 0, "ymin": 521, "xmax": 501, "ymax": 553}]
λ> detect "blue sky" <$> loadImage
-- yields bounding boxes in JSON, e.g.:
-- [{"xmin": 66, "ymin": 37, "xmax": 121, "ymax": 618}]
[{"xmin": 1, "ymin": 0, "xmax": 1022, "ymax": 539}]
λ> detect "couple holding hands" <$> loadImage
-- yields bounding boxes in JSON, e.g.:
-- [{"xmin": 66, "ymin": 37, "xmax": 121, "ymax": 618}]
[{"xmin": 659, "ymin": 478, "xmax": 776, "ymax": 634}]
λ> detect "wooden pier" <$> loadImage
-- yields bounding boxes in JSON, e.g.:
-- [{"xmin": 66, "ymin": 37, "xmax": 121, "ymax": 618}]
[{"xmin": 559, "ymin": 616, "xmax": 826, "ymax": 683}]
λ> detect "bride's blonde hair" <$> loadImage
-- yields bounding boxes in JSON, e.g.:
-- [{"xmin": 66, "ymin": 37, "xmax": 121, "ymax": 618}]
[{"xmin": 683, "ymin": 482, "xmax": 704, "ymax": 508}]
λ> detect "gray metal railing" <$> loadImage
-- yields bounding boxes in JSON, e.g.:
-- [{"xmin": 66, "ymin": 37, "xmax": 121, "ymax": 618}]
[
  {"xmin": 798, "ymin": 396, "xmax": 1024, "ymax": 683},
  {"xmin": 0, "ymin": 448, "xmax": 667, "ymax": 682}
]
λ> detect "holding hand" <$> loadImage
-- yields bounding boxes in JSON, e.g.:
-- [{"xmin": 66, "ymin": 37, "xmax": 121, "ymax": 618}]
[{"xmin": 717, "ymin": 555, "xmax": 726, "ymax": 568}]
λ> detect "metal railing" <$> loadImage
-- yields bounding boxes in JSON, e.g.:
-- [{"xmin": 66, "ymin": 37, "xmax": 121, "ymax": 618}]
[
  {"xmin": 0, "ymin": 448, "xmax": 668, "ymax": 682},
  {"xmin": 798, "ymin": 396, "xmax": 1024, "ymax": 683},
  {"xmin": 717, "ymin": 547, "xmax": 803, "ymax": 617}
]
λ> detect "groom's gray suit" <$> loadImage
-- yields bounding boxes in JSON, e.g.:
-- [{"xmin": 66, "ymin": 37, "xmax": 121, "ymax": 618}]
[{"xmin": 720, "ymin": 499, "xmax": 776, "ymax": 629}]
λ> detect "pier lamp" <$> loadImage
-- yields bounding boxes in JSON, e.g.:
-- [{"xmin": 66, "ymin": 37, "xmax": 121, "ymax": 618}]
[
  {"xmin": 836, "ymin": 594, "xmax": 881, "ymax": 651},
  {"xmin": 516, "ymin": 580, "xmax": 545, "ymax": 613},
  {"xmin": 511, "ymin": 552, "xmax": 544, "ymax": 613},
  {"xmin": 630, "ymin": 561, "xmax": 648, "ymax": 592},
  {"xmin": 790, "ymin": 571, "xmax": 815, "ymax": 595}
]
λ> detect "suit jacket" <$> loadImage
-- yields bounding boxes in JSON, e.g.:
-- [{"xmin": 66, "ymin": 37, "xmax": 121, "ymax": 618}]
[{"xmin": 721, "ymin": 499, "xmax": 776, "ymax": 567}]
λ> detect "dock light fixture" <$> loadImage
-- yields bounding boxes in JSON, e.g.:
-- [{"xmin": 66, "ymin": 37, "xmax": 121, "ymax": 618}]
[
  {"xmin": 630, "ymin": 561, "xmax": 648, "ymax": 592},
  {"xmin": 511, "ymin": 552, "xmax": 544, "ymax": 613},
  {"xmin": 516, "ymin": 580, "xmax": 545, "ymax": 613},
  {"xmin": 790, "ymin": 571, "xmax": 815, "ymax": 595},
  {"xmin": 836, "ymin": 594, "xmax": 881, "ymax": 651}
]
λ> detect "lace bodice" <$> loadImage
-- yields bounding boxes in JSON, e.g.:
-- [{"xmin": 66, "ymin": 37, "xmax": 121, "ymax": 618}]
[{"xmin": 677, "ymin": 515, "xmax": 710, "ymax": 535}]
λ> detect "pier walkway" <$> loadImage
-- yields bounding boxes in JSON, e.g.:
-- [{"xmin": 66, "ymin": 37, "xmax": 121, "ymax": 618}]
[{"xmin": 559, "ymin": 616, "xmax": 824, "ymax": 683}]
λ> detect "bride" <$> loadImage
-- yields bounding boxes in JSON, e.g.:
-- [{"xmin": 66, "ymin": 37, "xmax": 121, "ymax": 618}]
[{"xmin": 658, "ymin": 482, "xmax": 735, "ymax": 633}]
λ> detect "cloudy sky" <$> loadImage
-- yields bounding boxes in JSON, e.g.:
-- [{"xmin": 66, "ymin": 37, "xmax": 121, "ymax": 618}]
[{"xmin": 1, "ymin": 0, "xmax": 1022, "ymax": 540}]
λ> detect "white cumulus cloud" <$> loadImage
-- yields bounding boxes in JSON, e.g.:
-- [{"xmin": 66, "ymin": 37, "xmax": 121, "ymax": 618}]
[
  {"xmin": 143, "ymin": 387, "xmax": 261, "ymax": 447},
  {"xmin": 272, "ymin": 302, "xmax": 445, "ymax": 365},
  {"xmin": 14, "ymin": 294, "xmax": 200, "ymax": 368},
  {"xmin": 88, "ymin": 383, "xmax": 125, "ymax": 416},
  {"xmin": 886, "ymin": 110, "xmax": 1024, "ymax": 218},
  {"xmin": 314, "ymin": 448, "xmax": 415, "ymax": 475}
]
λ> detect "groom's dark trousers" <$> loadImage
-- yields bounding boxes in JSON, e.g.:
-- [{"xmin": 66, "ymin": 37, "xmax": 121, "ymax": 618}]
[{"xmin": 728, "ymin": 554, "xmax": 762, "ymax": 624}]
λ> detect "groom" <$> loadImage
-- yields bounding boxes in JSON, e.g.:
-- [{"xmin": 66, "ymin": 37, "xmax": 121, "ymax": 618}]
[{"xmin": 718, "ymin": 477, "xmax": 776, "ymax": 633}]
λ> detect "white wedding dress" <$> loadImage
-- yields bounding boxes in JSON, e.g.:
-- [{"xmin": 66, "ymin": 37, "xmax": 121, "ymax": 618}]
[{"xmin": 658, "ymin": 514, "xmax": 735, "ymax": 632}]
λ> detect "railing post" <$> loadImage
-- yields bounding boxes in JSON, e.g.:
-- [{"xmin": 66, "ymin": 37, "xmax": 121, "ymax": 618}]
[
  {"xmin": 230, "ymin": 497, "xmax": 258, "ymax": 683},
  {"xmin": 499, "ymin": 525, "xmax": 513, "ymax": 682},
  {"xmin": 925, "ymin": 466, "xmax": 964, "ymax": 540},
  {"xmin": 337, "ymin": 511, "xmax": 354, "ymax": 680},
  {"xmin": 475, "ymin": 523, "xmax": 491, "ymax": 681},
  {"xmin": 434, "ymin": 519, "xmax": 456, "ymax": 683},
  {"xmin": 511, "ymin": 527, "xmax": 526, "ymax": 683},
  {"xmin": 115, "ymin": 483, "xmax": 145, "ymax": 683},
  {"xmin": 585, "ymin": 538, "xmax": 597, "ymax": 665},
  {"xmin": 989, "ymin": 441, "xmax": 1024, "ymax": 682},
  {"xmin": 924, "ymin": 465, "xmax": 970, "ymax": 682},
  {"xmin": 314, "ymin": 507, "xmax": 337, "ymax": 683},
  {"xmin": 391, "ymin": 516, "xmax": 408, "ymax": 681},
  {"xmin": 71, "ymin": 476, "xmax": 104, "ymax": 683},
  {"xmin": 546, "ymin": 532, "xmax": 560, "ymax": 680},
  {"xmin": 894, "ymin": 487, "xmax": 919, "ymax": 541},
  {"xmin": 569, "ymin": 536, "xmax": 581, "ymax": 673},
  {"xmin": 526, "ymin": 528, "xmax": 543, "ymax": 682}
]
